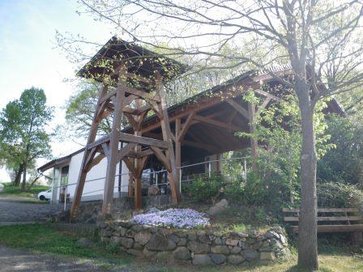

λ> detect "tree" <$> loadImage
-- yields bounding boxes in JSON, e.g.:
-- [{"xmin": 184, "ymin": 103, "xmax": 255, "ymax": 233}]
[
  {"xmin": 0, "ymin": 88, "xmax": 53, "ymax": 190},
  {"xmin": 62, "ymin": 0, "xmax": 363, "ymax": 269},
  {"xmin": 65, "ymin": 82, "xmax": 113, "ymax": 139},
  {"xmin": 318, "ymin": 115, "xmax": 363, "ymax": 187}
]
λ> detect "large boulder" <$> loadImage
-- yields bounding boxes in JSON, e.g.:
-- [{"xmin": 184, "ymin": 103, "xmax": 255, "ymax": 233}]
[
  {"xmin": 134, "ymin": 231, "xmax": 152, "ymax": 245},
  {"xmin": 146, "ymin": 232, "xmax": 176, "ymax": 251},
  {"xmin": 192, "ymin": 254, "xmax": 213, "ymax": 265},
  {"xmin": 208, "ymin": 199, "xmax": 229, "ymax": 216},
  {"xmin": 173, "ymin": 247, "xmax": 191, "ymax": 260},
  {"xmin": 187, "ymin": 241, "xmax": 210, "ymax": 253}
]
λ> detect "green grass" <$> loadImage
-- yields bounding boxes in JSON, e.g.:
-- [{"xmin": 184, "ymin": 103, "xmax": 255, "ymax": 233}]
[
  {"xmin": 0, "ymin": 183, "xmax": 49, "ymax": 203},
  {"xmin": 0, "ymin": 223, "xmax": 362, "ymax": 271},
  {"xmin": 0, "ymin": 223, "xmax": 132, "ymax": 268},
  {"xmin": 0, "ymin": 183, "xmax": 48, "ymax": 196}
]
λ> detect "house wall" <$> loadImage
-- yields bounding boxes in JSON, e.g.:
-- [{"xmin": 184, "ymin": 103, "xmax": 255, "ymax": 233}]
[{"xmin": 51, "ymin": 151, "xmax": 130, "ymax": 203}]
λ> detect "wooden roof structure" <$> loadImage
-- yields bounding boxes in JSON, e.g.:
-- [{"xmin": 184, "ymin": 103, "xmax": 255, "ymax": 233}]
[
  {"xmin": 77, "ymin": 36, "xmax": 187, "ymax": 90},
  {"xmin": 122, "ymin": 70, "xmax": 344, "ymax": 164}
]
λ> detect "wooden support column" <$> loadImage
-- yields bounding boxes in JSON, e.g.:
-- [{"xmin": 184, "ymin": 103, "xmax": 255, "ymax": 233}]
[
  {"xmin": 248, "ymin": 102, "xmax": 258, "ymax": 170},
  {"xmin": 102, "ymin": 85, "xmax": 126, "ymax": 215},
  {"xmin": 70, "ymin": 85, "xmax": 108, "ymax": 220},
  {"xmin": 134, "ymin": 156, "xmax": 148, "ymax": 210},
  {"xmin": 175, "ymin": 118, "xmax": 182, "ymax": 182},
  {"xmin": 133, "ymin": 100, "xmax": 144, "ymax": 210},
  {"xmin": 155, "ymin": 74, "xmax": 181, "ymax": 203}
]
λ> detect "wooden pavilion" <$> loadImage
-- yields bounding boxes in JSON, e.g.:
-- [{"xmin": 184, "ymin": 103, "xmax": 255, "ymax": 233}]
[{"xmin": 70, "ymin": 37, "xmax": 343, "ymax": 219}]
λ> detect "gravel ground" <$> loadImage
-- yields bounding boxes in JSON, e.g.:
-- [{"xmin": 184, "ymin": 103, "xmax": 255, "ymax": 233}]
[
  {"xmin": 0, "ymin": 196, "xmax": 63, "ymax": 224},
  {"xmin": 0, "ymin": 246, "xmax": 107, "ymax": 272}
]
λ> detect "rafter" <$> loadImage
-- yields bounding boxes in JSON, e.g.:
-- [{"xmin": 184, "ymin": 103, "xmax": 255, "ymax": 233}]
[
  {"xmin": 193, "ymin": 114, "xmax": 240, "ymax": 131},
  {"xmin": 227, "ymin": 99, "xmax": 249, "ymax": 119}
]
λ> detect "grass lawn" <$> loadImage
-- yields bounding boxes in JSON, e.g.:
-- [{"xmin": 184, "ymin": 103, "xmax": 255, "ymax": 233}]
[
  {"xmin": 0, "ymin": 223, "xmax": 132, "ymax": 269},
  {"xmin": 0, "ymin": 223, "xmax": 362, "ymax": 271},
  {"xmin": 0, "ymin": 183, "xmax": 49, "ymax": 203}
]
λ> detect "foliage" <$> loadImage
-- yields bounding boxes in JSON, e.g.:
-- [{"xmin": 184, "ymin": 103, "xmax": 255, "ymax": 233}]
[
  {"xmin": 0, "ymin": 88, "xmax": 53, "ymax": 189},
  {"xmin": 183, "ymin": 174, "xmax": 224, "ymax": 203},
  {"xmin": 317, "ymin": 182, "xmax": 363, "ymax": 209},
  {"xmin": 318, "ymin": 115, "xmax": 363, "ymax": 187},
  {"xmin": 232, "ymin": 94, "xmax": 333, "ymax": 209},
  {"xmin": 64, "ymin": 82, "xmax": 114, "ymax": 139}
]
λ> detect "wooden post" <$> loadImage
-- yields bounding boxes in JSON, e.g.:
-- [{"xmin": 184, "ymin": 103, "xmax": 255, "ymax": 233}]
[
  {"xmin": 134, "ymin": 114, "xmax": 143, "ymax": 210},
  {"xmin": 155, "ymin": 74, "xmax": 181, "ymax": 203},
  {"xmin": 175, "ymin": 118, "xmax": 181, "ymax": 181},
  {"xmin": 128, "ymin": 172, "xmax": 134, "ymax": 197},
  {"xmin": 70, "ymin": 85, "xmax": 108, "ymax": 219},
  {"xmin": 102, "ymin": 85, "xmax": 125, "ymax": 215},
  {"xmin": 248, "ymin": 102, "xmax": 258, "ymax": 170}
]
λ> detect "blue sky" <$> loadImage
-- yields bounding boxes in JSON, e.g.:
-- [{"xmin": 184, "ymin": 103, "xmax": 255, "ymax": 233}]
[{"xmin": 0, "ymin": 0, "xmax": 113, "ymax": 180}]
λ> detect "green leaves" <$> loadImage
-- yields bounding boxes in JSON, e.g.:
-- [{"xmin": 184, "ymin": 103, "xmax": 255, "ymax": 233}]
[{"xmin": 0, "ymin": 88, "xmax": 53, "ymax": 184}]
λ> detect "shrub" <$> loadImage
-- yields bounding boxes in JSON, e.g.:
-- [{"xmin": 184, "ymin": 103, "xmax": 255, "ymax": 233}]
[
  {"xmin": 183, "ymin": 174, "xmax": 224, "ymax": 203},
  {"xmin": 317, "ymin": 115, "xmax": 363, "ymax": 186},
  {"xmin": 317, "ymin": 182, "xmax": 363, "ymax": 209}
]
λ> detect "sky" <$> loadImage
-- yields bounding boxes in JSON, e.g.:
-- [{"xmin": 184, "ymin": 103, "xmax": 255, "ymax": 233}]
[{"xmin": 0, "ymin": 0, "xmax": 114, "ymax": 181}]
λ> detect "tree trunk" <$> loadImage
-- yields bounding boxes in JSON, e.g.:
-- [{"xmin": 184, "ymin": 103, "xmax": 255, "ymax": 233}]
[
  {"xmin": 21, "ymin": 163, "xmax": 27, "ymax": 191},
  {"xmin": 296, "ymin": 83, "xmax": 318, "ymax": 270},
  {"xmin": 13, "ymin": 166, "xmax": 23, "ymax": 186}
]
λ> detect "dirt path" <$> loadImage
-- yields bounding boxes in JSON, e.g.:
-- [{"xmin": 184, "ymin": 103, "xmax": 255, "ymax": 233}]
[{"xmin": 0, "ymin": 246, "xmax": 108, "ymax": 272}]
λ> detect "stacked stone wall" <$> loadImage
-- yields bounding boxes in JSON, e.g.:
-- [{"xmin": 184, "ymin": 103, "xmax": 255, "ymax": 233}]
[{"xmin": 99, "ymin": 221, "xmax": 290, "ymax": 266}]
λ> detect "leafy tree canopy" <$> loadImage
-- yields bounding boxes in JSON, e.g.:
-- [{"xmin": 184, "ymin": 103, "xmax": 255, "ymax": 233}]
[{"xmin": 0, "ymin": 88, "xmax": 53, "ymax": 189}]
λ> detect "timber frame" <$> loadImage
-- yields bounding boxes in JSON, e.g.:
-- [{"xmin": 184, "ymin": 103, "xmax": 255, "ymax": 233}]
[
  {"xmin": 70, "ymin": 38, "xmax": 186, "ymax": 219},
  {"xmin": 69, "ymin": 38, "xmax": 345, "ymax": 219}
]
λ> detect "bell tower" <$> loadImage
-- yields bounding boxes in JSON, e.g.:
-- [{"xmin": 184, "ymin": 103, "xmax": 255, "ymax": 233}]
[{"xmin": 70, "ymin": 37, "xmax": 185, "ymax": 218}]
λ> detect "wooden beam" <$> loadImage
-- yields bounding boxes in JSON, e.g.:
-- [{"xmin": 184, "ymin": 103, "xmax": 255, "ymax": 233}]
[
  {"xmin": 84, "ymin": 147, "xmax": 97, "ymax": 170},
  {"xmin": 123, "ymin": 157, "xmax": 135, "ymax": 173},
  {"xmin": 227, "ymin": 111, "xmax": 238, "ymax": 124},
  {"xmin": 87, "ymin": 133, "xmax": 169, "ymax": 150},
  {"xmin": 193, "ymin": 114, "xmax": 240, "ymax": 131},
  {"xmin": 254, "ymin": 89, "xmax": 280, "ymax": 101},
  {"xmin": 99, "ymin": 89, "xmax": 116, "ymax": 105},
  {"xmin": 150, "ymin": 146, "xmax": 171, "ymax": 172},
  {"xmin": 101, "ymin": 143, "xmax": 110, "ymax": 158},
  {"xmin": 175, "ymin": 118, "xmax": 181, "ymax": 182},
  {"xmin": 128, "ymin": 148, "xmax": 154, "ymax": 158},
  {"xmin": 134, "ymin": 156, "xmax": 148, "ymax": 210},
  {"xmin": 102, "ymin": 84, "xmax": 126, "ymax": 215},
  {"xmin": 227, "ymin": 99, "xmax": 249, "ymax": 120},
  {"xmin": 85, "ymin": 153, "xmax": 105, "ymax": 172},
  {"xmin": 120, "ymin": 133, "xmax": 168, "ymax": 149},
  {"xmin": 117, "ymin": 143, "xmax": 136, "ymax": 161},
  {"xmin": 138, "ymin": 82, "xmax": 253, "ymax": 134},
  {"xmin": 70, "ymin": 84, "xmax": 108, "ymax": 220},
  {"xmin": 183, "ymin": 140, "xmax": 219, "ymax": 153},
  {"xmin": 178, "ymin": 112, "xmax": 195, "ymax": 141},
  {"xmin": 123, "ymin": 105, "xmax": 151, "ymax": 115},
  {"xmin": 121, "ymin": 83, "xmax": 161, "ymax": 102},
  {"xmin": 155, "ymin": 73, "xmax": 180, "ymax": 203}
]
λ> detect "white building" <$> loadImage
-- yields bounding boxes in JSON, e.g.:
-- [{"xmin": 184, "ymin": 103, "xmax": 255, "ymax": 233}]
[{"xmin": 38, "ymin": 148, "xmax": 130, "ymax": 204}]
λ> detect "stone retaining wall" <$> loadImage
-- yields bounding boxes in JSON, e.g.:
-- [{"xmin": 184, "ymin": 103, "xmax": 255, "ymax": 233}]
[{"xmin": 99, "ymin": 221, "xmax": 290, "ymax": 266}]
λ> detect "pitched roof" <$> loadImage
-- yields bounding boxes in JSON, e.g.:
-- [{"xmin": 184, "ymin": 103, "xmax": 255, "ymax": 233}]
[{"xmin": 77, "ymin": 37, "xmax": 188, "ymax": 90}]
